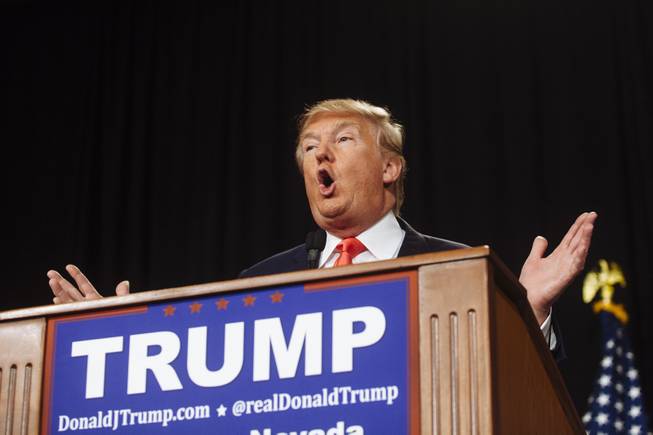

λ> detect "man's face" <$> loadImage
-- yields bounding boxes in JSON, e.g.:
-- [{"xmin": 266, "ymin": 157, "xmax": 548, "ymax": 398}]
[{"xmin": 299, "ymin": 113, "xmax": 400, "ymax": 237}]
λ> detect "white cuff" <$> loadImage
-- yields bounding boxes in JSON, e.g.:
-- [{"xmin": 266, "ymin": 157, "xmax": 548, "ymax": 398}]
[{"xmin": 539, "ymin": 310, "xmax": 557, "ymax": 351}]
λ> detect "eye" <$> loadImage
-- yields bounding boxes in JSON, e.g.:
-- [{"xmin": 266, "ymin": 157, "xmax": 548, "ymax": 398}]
[
  {"xmin": 304, "ymin": 143, "xmax": 317, "ymax": 153},
  {"xmin": 337, "ymin": 136, "xmax": 352, "ymax": 143}
]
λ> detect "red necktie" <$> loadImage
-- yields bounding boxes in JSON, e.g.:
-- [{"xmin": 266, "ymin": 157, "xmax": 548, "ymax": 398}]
[{"xmin": 334, "ymin": 237, "xmax": 367, "ymax": 267}]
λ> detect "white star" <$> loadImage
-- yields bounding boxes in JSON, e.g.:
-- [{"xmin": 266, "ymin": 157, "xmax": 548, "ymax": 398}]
[
  {"xmin": 617, "ymin": 365, "xmax": 624, "ymax": 374},
  {"xmin": 615, "ymin": 401, "xmax": 624, "ymax": 412},
  {"xmin": 617, "ymin": 329, "xmax": 623, "ymax": 338},
  {"xmin": 617, "ymin": 347, "xmax": 624, "ymax": 356},
  {"xmin": 628, "ymin": 387, "xmax": 641, "ymax": 399},
  {"xmin": 596, "ymin": 412, "xmax": 609, "ymax": 425},
  {"xmin": 599, "ymin": 375, "xmax": 612, "ymax": 387},
  {"xmin": 607, "ymin": 340, "xmax": 615, "ymax": 349},
  {"xmin": 614, "ymin": 419, "xmax": 624, "ymax": 431},
  {"xmin": 628, "ymin": 406, "xmax": 641, "ymax": 418},
  {"xmin": 616, "ymin": 383, "xmax": 624, "ymax": 393},
  {"xmin": 216, "ymin": 404, "xmax": 227, "ymax": 417},
  {"xmin": 601, "ymin": 356, "xmax": 614, "ymax": 368},
  {"xmin": 597, "ymin": 393, "xmax": 610, "ymax": 406},
  {"xmin": 582, "ymin": 412, "xmax": 591, "ymax": 423},
  {"xmin": 628, "ymin": 425, "xmax": 641, "ymax": 435},
  {"xmin": 627, "ymin": 368, "xmax": 638, "ymax": 380},
  {"xmin": 626, "ymin": 351, "xmax": 633, "ymax": 360}
]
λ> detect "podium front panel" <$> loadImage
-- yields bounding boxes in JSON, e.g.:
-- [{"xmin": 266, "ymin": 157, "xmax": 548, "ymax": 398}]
[{"xmin": 39, "ymin": 271, "xmax": 420, "ymax": 435}]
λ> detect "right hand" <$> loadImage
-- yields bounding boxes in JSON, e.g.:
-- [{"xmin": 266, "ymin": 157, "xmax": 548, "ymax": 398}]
[{"xmin": 47, "ymin": 264, "xmax": 130, "ymax": 304}]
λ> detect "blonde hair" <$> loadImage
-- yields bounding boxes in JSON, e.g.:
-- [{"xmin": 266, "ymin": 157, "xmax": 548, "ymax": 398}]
[{"xmin": 295, "ymin": 99, "xmax": 407, "ymax": 214}]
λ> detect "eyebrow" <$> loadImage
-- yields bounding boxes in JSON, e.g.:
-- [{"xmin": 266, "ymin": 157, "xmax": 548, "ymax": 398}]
[
  {"xmin": 331, "ymin": 121, "xmax": 361, "ymax": 136},
  {"xmin": 300, "ymin": 121, "xmax": 362, "ymax": 143},
  {"xmin": 300, "ymin": 132, "xmax": 320, "ymax": 143}
]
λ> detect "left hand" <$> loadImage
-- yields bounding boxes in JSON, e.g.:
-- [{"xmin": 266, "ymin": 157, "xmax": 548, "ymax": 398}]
[{"xmin": 519, "ymin": 211, "xmax": 598, "ymax": 325}]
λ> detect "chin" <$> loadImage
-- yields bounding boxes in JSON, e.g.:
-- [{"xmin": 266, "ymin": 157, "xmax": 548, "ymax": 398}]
[{"xmin": 312, "ymin": 202, "xmax": 349, "ymax": 228}]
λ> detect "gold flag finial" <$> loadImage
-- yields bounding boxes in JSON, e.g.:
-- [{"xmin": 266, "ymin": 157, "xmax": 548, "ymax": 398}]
[{"xmin": 583, "ymin": 259, "xmax": 628, "ymax": 323}]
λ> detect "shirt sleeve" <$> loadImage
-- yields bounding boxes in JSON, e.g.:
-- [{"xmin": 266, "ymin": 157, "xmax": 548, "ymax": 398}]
[{"xmin": 539, "ymin": 309, "xmax": 557, "ymax": 351}]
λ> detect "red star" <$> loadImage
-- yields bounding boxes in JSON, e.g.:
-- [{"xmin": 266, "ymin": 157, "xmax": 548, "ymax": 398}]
[
  {"xmin": 215, "ymin": 298, "xmax": 230, "ymax": 311},
  {"xmin": 270, "ymin": 291, "xmax": 284, "ymax": 303},
  {"xmin": 190, "ymin": 302, "xmax": 202, "ymax": 313},
  {"xmin": 243, "ymin": 295, "xmax": 256, "ymax": 307},
  {"xmin": 163, "ymin": 305, "xmax": 176, "ymax": 317}
]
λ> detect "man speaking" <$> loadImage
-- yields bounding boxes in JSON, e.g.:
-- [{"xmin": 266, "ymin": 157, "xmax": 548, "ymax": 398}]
[{"xmin": 47, "ymin": 99, "xmax": 597, "ymax": 341}]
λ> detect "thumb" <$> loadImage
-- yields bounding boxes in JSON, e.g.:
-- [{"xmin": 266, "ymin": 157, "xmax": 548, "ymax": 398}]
[
  {"xmin": 527, "ymin": 236, "xmax": 548, "ymax": 260},
  {"xmin": 115, "ymin": 280, "xmax": 130, "ymax": 296}
]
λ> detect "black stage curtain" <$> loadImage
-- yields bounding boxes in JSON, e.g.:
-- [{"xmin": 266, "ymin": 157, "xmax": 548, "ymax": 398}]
[{"xmin": 2, "ymin": 0, "xmax": 652, "ymax": 417}]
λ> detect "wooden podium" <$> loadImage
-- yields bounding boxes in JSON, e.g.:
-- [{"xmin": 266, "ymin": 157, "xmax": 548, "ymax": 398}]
[{"xmin": 0, "ymin": 247, "xmax": 583, "ymax": 434}]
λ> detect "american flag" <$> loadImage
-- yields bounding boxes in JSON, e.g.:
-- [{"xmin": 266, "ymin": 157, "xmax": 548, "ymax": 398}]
[{"xmin": 583, "ymin": 310, "xmax": 650, "ymax": 434}]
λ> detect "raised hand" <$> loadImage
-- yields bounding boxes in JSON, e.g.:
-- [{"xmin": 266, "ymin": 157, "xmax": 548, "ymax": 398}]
[
  {"xmin": 47, "ymin": 264, "xmax": 129, "ymax": 304},
  {"xmin": 519, "ymin": 211, "xmax": 598, "ymax": 325}
]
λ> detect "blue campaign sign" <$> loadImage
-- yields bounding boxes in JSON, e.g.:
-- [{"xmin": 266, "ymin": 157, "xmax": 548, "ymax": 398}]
[{"xmin": 42, "ymin": 272, "xmax": 419, "ymax": 434}]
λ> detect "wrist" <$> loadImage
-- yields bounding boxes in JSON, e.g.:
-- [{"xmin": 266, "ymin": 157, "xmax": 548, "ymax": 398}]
[{"xmin": 531, "ymin": 303, "xmax": 552, "ymax": 326}]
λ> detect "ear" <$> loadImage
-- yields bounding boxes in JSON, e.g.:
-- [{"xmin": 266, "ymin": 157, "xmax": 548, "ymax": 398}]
[{"xmin": 382, "ymin": 154, "xmax": 402, "ymax": 185}]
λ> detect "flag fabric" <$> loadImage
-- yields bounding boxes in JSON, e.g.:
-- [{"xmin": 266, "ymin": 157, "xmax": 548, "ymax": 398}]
[{"xmin": 583, "ymin": 310, "xmax": 650, "ymax": 434}]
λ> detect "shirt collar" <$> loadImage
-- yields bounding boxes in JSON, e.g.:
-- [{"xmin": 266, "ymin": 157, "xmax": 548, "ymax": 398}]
[{"xmin": 319, "ymin": 211, "xmax": 404, "ymax": 267}]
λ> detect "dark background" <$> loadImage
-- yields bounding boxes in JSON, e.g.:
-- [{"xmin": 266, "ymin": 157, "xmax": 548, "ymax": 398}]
[{"xmin": 2, "ymin": 0, "xmax": 652, "ymax": 419}]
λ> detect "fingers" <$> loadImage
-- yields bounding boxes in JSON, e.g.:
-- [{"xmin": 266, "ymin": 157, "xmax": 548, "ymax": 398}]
[
  {"xmin": 527, "ymin": 236, "xmax": 549, "ymax": 260},
  {"xmin": 47, "ymin": 270, "xmax": 84, "ymax": 302},
  {"xmin": 569, "ymin": 212, "xmax": 597, "ymax": 252},
  {"xmin": 560, "ymin": 212, "xmax": 589, "ymax": 249},
  {"xmin": 47, "ymin": 265, "xmax": 129, "ymax": 305},
  {"xmin": 48, "ymin": 273, "xmax": 74, "ymax": 304},
  {"xmin": 47, "ymin": 271, "xmax": 65, "ymax": 298},
  {"xmin": 65, "ymin": 264, "xmax": 101, "ymax": 299},
  {"xmin": 571, "ymin": 213, "xmax": 597, "ymax": 265},
  {"xmin": 115, "ymin": 280, "xmax": 130, "ymax": 296}
]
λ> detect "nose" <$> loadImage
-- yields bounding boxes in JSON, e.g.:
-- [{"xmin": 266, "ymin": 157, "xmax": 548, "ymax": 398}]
[{"xmin": 315, "ymin": 141, "xmax": 333, "ymax": 163}]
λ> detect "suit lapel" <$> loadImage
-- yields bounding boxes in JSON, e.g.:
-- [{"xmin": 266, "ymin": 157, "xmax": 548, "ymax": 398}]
[
  {"xmin": 397, "ymin": 217, "xmax": 429, "ymax": 257},
  {"xmin": 291, "ymin": 246, "xmax": 309, "ymax": 270}
]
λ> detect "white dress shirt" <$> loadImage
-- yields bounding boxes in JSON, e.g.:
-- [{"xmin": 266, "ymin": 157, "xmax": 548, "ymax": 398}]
[
  {"xmin": 319, "ymin": 211, "xmax": 406, "ymax": 268},
  {"xmin": 319, "ymin": 211, "xmax": 556, "ymax": 349}
]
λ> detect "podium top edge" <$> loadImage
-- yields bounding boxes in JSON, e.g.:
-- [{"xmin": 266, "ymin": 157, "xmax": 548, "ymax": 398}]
[{"xmin": 1, "ymin": 246, "xmax": 492, "ymax": 322}]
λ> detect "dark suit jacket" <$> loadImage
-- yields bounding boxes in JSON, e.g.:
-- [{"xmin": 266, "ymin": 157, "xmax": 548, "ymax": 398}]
[
  {"xmin": 239, "ymin": 218, "xmax": 467, "ymax": 278},
  {"xmin": 238, "ymin": 217, "xmax": 564, "ymax": 360}
]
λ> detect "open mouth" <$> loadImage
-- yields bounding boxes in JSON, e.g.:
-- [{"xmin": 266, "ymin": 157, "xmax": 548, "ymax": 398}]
[{"xmin": 317, "ymin": 168, "xmax": 336, "ymax": 196}]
